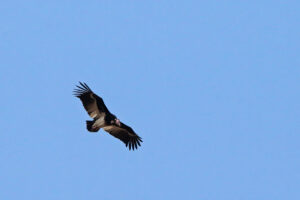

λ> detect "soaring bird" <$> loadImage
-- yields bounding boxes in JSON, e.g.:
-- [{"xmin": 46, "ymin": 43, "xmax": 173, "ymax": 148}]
[{"xmin": 73, "ymin": 82, "xmax": 142, "ymax": 150}]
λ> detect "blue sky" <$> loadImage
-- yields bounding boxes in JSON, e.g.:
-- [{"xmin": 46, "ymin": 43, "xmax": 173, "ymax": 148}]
[{"xmin": 0, "ymin": 1, "xmax": 299, "ymax": 199}]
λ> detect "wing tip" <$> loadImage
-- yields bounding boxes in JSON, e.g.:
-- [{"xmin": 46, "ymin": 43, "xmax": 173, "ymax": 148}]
[
  {"xmin": 126, "ymin": 136, "xmax": 143, "ymax": 151},
  {"xmin": 73, "ymin": 82, "xmax": 92, "ymax": 97}
]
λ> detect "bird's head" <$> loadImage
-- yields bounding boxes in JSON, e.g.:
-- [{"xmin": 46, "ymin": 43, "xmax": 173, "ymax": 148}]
[
  {"xmin": 111, "ymin": 118, "xmax": 121, "ymax": 127},
  {"xmin": 107, "ymin": 114, "xmax": 121, "ymax": 127}
]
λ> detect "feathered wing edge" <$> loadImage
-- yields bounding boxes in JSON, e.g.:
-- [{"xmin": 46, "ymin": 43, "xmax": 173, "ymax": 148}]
[
  {"xmin": 123, "ymin": 124, "xmax": 143, "ymax": 150},
  {"xmin": 74, "ymin": 82, "xmax": 110, "ymax": 114},
  {"xmin": 104, "ymin": 125, "xmax": 143, "ymax": 151},
  {"xmin": 126, "ymin": 134, "xmax": 143, "ymax": 151},
  {"xmin": 73, "ymin": 82, "xmax": 92, "ymax": 97}
]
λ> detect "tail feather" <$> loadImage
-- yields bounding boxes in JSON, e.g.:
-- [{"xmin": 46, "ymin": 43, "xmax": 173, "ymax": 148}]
[{"xmin": 86, "ymin": 120, "xmax": 99, "ymax": 132}]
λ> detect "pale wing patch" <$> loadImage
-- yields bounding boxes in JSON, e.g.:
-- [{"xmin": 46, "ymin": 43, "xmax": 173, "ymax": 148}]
[
  {"xmin": 90, "ymin": 112, "xmax": 98, "ymax": 118},
  {"xmin": 103, "ymin": 125, "xmax": 118, "ymax": 132},
  {"xmin": 93, "ymin": 115, "xmax": 106, "ymax": 128},
  {"xmin": 85, "ymin": 94, "xmax": 101, "ymax": 118}
]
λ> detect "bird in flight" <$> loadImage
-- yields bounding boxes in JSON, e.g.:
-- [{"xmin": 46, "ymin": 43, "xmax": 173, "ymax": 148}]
[{"xmin": 73, "ymin": 82, "xmax": 142, "ymax": 150}]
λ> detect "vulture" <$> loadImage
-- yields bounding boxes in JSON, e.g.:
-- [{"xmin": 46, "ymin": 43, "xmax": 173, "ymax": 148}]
[{"xmin": 73, "ymin": 82, "xmax": 142, "ymax": 150}]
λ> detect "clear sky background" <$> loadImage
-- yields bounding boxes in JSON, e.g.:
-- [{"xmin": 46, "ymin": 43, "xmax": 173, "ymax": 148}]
[{"xmin": 0, "ymin": 1, "xmax": 299, "ymax": 199}]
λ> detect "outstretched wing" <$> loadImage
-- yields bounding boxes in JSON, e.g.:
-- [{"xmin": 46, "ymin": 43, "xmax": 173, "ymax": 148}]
[
  {"xmin": 73, "ymin": 82, "xmax": 110, "ymax": 119},
  {"xmin": 103, "ymin": 122, "xmax": 143, "ymax": 150}
]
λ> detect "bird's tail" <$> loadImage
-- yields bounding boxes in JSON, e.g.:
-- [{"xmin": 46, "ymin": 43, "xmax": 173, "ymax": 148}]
[{"xmin": 86, "ymin": 120, "xmax": 99, "ymax": 132}]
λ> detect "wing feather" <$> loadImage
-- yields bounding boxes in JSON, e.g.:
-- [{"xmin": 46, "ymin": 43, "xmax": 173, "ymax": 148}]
[
  {"xmin": 103, "ymin": 123, "xmax": 142, "ymax": 150},
  {"xmin": 73, "ymin": 82, "xmax": 109, "ymax": 118}
]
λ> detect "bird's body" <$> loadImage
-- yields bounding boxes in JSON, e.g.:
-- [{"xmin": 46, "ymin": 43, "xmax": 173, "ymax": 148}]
[{"xmin": 73, "ymin": 82, "xmax": 142, "ymax": 150}]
